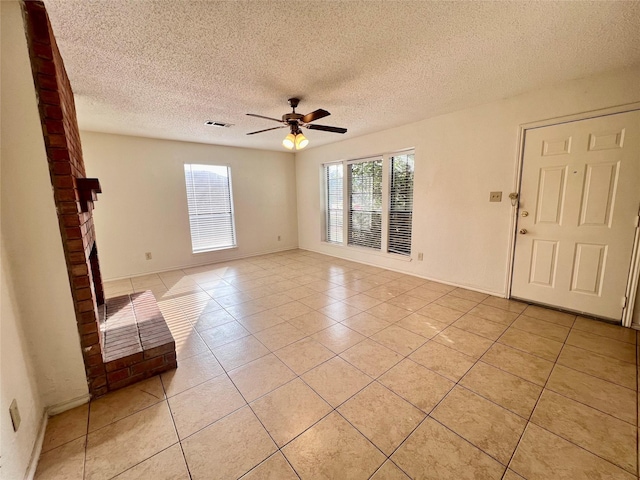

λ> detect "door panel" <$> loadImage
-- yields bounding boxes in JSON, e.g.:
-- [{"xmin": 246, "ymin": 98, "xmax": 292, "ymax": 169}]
[
  {"xmin": 570, "ymin": 243, "xmax": 606, "ymax": 295},
  {"xmin": 512, "ymin": 110, "xmax": 640, "ymax": 321},
  {"xmin": 535, "ymin": 166, "xmax": 567, "ymax": 224},
  {"xmin": 588, "ymin": 129, "xmax": 624, "ymax": 151},
  {"xmin": 542, "ymin": 137, "xmax": 572, "ymax": 156},
  {"xmin": 579, "ymin": 162, "xmax": 618, "ymax": 226},
  {"xmin": 529, "ymin": 240, "xmax": 558, "ymax": 287}
]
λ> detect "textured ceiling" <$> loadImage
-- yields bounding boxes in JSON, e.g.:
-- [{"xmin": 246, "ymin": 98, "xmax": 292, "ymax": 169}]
[{"xmin": 44, "ymin": 0, "xmax": 640, "ymax": 151}]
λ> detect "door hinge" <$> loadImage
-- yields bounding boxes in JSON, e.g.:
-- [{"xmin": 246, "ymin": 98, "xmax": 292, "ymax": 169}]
[{"xmin": 622, "ymin": 296, "xmax": 628, "ymax": 308}]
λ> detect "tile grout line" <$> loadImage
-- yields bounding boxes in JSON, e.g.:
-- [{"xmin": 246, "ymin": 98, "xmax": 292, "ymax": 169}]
[
  {"xmin": 190, "ymin": 296, "xmax": 430, "ymax": 477},
  {"xmin": 100, "ymin": 252, "xmax": 637, "ymax": 479},
  {"xmin": 526, "ymin": 418, "xmax": 639, "ymax": 476},
  {"xmin": 503, "ymin": 317, "xmax": 639, "ymax": 478},
  {"xmin": 151, "ymin": 274, "xmax": 519, "ymax": 476},
  {"xmin": 553, "ymin": 360, "xmax": 637, "ymax": 393},
  {"xmin": 378, "ymin": 311, "xmax": 516, "ymax": 475},
  {"xmin": 161, "ymin": 372, "xmax": 195, "ymax": 480},
  {"xmin": 237, "ymin": 451, "xmax": 302, "ymax": 480},
  {"xmin": 324, "ymin": 302, "xmax": 510, "ymax": 476},
  {"xmin": 83, "ymin": 401, "xmax": 90, "ymax": 480},
  {"xmin": 192, "ymin": 319, "xmax": 319, "ymax": 480},
  {"xmin": 473, "ymin": 314, "xmax": 639, "ymax": 421},
  {"xmin": 211, "ymin": 260, "xmax": 383, "ymax": 476},
  {"xmin": 476, "ymin": 356, "xmax": 637, "ymax": 426},
  {"xmin": 161, "ymin": 289, "xmax": 264, "ymax": 456},
  {"xmin": 85, "ymin": 374, "xmax": 195, "ymax": 479},
  {"xmin": 501, "ymin": 330, "xmax": 568, "ymax": 479},
  {"xmin": 373, "ymin": 348, "xmax": 501, "ymax": 477},
  {"xmin": 104, "ymin": 443, "xmax": 187, "ymax": 480},
  {"xmin": 472, "ymin": 308, "xmax": 575, "ymax": 478},
  {"xmin": 422, "ymin": 310, "xmax": 565, "ymax": 477}
]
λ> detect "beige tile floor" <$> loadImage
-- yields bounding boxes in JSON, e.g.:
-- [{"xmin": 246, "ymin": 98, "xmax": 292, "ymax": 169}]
[{"xmin": 35, "ymin": 250, "xmax": 639, "ymax": 479}]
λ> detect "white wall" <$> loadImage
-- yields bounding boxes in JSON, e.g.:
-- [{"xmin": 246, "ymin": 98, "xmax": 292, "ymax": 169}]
[
  {"xmin": 1, "ymin": 243, "xmax": 44, "ymax": 480},
  {"xmin": 1, "ymin": 7, "xmax": 88, "ymax": 478},
  {"xmin": 80, "ymin": 132, "xmax": 298, "ymax": 280},
  {"xmin": 296, "ymin": 65, "xmax": 640, "ymax": 309}
]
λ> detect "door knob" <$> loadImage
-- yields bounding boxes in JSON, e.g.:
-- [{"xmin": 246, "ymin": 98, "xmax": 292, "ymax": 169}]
[
  {"xmin": 521, "ymin": 211, "xmax": 529, "ymax": 217},
  {"xmin": 519, "ymin": 229, "xmax": 527, "ymax": 234}
]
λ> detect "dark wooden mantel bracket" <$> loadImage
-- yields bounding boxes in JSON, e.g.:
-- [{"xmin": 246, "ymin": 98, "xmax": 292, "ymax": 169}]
[{"xmin": 76, "ymin": 177, "xmax": 102, "ymax": 212}]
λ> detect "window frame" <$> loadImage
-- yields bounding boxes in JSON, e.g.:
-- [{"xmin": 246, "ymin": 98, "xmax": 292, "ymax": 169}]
[
  {"xmin": 388, "ymin": 152, "xmax": 415, "ymax": 256},
  {"xmin": 322, "ymin": 149, "xmax": 415, "ymax": 259},
  {"xmin": 183, "ymin": 163, "xmax": 238, "ymax": 254},
  {"xmin": 325, "ymin": 162, "xmax": 344, "ymax": 245},
  {"xmin": 347, "ymin": 157, "xmax": 384, "ymax": 251}
]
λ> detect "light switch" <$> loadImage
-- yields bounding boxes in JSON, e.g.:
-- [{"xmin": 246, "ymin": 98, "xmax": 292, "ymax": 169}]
[{"xmin": 489, "ymin": 191, "xmax": 502, "ymax": 202}]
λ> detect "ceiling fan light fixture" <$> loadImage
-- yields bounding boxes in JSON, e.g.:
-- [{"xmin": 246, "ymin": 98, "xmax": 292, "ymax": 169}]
[
  {"xmin": 248, "ymin": 99, "xmax": 345, "ymax": 147},
  {"xmin": 282, "ymin": 133, "xmax": 295, "ymax": 150},
  {"xmin": 295, "ymin": 132, "xmax": 309, "ymax": 150}
]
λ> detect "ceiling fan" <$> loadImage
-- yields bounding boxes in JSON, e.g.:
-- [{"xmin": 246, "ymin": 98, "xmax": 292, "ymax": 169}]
[{"xmin": 246, "ymin": 98, "xmax": 347, "ymax": 150}]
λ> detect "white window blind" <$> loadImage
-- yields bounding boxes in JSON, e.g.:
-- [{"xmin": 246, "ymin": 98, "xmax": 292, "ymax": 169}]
[
  {"xmin": 348, "ymin": 159, "xmax": 383, "ymax": 250},
  {"xmin": 326, "ymin": 163, "xmax": 344, "ymax": 243},
  {"xmin": 388, "ymin": 153, "xmax": 414, "ymax": 256},
  {"xmin": 184, "ymin": 164, "xmax": 236, "ymax": 253}
]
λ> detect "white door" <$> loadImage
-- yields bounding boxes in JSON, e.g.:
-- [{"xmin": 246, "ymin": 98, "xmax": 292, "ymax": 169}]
[{"xmin": 512, "ymin": 110, "xmax": 640, "ymax": 321}]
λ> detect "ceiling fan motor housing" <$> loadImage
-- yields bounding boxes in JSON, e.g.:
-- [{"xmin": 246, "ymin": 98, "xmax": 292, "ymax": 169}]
[
  {"xmin": 283, "ymin": 112, "xmax": 304, "ymax": 122},
  {"xmin": 245, "ymin": 98, "xmax": 346, "ymax": 137}
]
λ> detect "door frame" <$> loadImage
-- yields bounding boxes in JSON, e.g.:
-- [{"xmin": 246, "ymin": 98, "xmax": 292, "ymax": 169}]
[{"xmin": 505, "ymin": 102, "xmax": 640, "ymax": 326}]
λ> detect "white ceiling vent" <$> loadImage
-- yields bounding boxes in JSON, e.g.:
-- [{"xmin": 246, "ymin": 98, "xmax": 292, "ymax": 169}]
[{"xmin": 204, "ymin": 121, "xmax": 233, "ymax": 128}]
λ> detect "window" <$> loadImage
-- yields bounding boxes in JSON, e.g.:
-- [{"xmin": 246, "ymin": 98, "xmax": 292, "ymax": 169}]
[
  {"xmin": 184, "ymin": 164, "xmax": 236, "ymax": 253},
  {"xmin": 348, "ymin": 159, "xmax": 383, "ymax": 249},
  {"xmin": 388, "ymin": 153, "xmax": 414, "ymax": 255},
  {"xmin": 323, "ymin": 150, "xmax": 414, "ymax": 257},
  {"xmin": 325, "ymin": 163, "xmax": 344, "ymax": 244}
]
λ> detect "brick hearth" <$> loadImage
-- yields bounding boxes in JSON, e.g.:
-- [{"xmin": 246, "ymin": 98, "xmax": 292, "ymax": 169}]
[{"xmin": 102, "ymin": 291, "xmax": 176, "ymax": 391}]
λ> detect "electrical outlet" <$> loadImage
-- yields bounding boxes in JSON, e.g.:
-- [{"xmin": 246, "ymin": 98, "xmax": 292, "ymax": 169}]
[
  {"xmin": 9, "ymin": 399, "xmax": 21, "ymax": 432},
  {"xmin": 145, "ymin": 252, "xmax": 152, "ymax": 260},
  {"xmin": 489, "ymin": 191, "xmax": 502, "ymax": 202},
  {"xmin": 277, "ymin": 235, "xmax": 281, "ymax": 241},
  {"xmin": 417, "ymin": 253, "xmax": 424, "ymax": 261}
]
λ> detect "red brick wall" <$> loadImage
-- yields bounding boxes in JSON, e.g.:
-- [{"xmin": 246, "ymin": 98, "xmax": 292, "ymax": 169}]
[
  {"xmin": 21, "ymin": 0, "xmax": 176, "ymax": 398},
  {"xmin": 22, "ymin": 0, "xmax": 107, "ymax": 396}
]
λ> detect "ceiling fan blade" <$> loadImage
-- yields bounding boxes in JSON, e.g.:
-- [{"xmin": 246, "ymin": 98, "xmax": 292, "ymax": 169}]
[
  {"xmin": 301, "ymin": 109, "xmax": 330, "ymax": 123},
  {"xmin": 246, "ymin": 126, "xmax": 287, "ymax": 135},
  {"xmin": 306, "ymin": 124, "xmax": 347, "ymax": 134},
  {"xmin": 246, "ymin": 113, "xmax": 283, "ymax": 123}
]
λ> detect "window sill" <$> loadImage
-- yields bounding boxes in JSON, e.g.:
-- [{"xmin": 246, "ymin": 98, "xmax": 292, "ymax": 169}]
[
  {"xmin": 322, "ymin": 241, "xmax": 413, "ymax": 262},
  {"xmin": 192, "ymin": 245, "xmax": 238, "ymax": 255}
]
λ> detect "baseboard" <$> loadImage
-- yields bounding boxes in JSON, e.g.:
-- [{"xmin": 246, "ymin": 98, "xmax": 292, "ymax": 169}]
[
  {"xmin": 22, "ymin": 394, "xmax": 91, "ymax": 479},
  {"xmin": 103, "ymin": 245, "xmax": 301, "ymax": 282},
  {"xmin": 23, "ymin": 410, "xmax": 48, "ymax": 480},
  {"xmin": 105, "ymin": 243, "xmax": 505, "ymax": 298},
  {"xmin": 46, "ymin": 393, "xmax": 91, "ymax": 416},
  {"xmin": 299, "ymin": 247, "xmax": 506, "ymax": 298}
]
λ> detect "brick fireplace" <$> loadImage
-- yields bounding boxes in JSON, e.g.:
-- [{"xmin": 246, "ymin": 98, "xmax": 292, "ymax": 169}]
[{"xmin": 21, "ymin": 0, "xmax": 175, "ymax": 397}]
